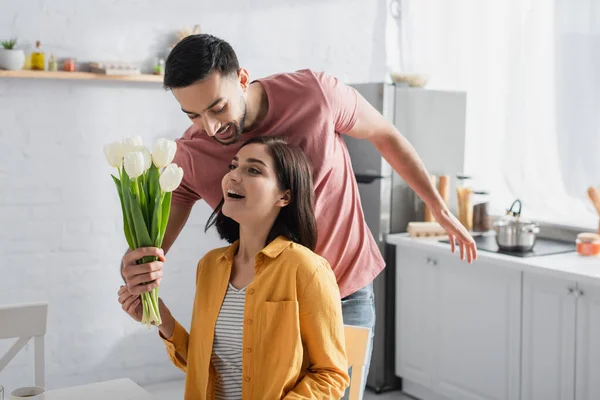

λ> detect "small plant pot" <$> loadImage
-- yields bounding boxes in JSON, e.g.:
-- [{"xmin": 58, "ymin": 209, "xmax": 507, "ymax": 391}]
[{"xmin": 0, "ymin": 48, "xmax": 26, "ymax": 70}]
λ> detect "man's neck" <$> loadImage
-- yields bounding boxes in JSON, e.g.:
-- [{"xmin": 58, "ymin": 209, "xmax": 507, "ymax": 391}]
[{"xmin": 243, "ymin": 81, "xmax": 269, "ymax": 132}]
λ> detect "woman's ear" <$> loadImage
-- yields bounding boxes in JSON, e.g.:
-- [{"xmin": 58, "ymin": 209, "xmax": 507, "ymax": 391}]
[{"xmin": 276, "ymin": 190, "xmax": 291, "ymax": 208}]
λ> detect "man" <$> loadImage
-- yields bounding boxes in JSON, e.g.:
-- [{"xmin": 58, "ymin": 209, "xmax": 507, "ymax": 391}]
[{"xmin": 120, "ymin": 34, "xmax": 477, "ymax": 397}]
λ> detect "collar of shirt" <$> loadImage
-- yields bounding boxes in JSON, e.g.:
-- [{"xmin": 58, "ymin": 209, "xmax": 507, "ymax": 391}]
[{"xmin": 218, "ymin": 235, "xmax": 293, "ymax": 269}]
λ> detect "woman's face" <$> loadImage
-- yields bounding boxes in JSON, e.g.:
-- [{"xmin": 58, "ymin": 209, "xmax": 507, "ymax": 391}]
[{"xmin": 221, "ymin": 143, "xmax": 290, "ymax": 225}]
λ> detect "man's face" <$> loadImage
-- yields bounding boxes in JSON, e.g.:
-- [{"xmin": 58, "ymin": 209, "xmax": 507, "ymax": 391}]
[{"xmin": 172, "ymin": 71, "xmax": 248, "ymax": 145}]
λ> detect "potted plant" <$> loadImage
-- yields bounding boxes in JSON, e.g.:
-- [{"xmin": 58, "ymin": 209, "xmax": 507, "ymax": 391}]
[{"xmin": 0, "ymin": 38, "xmax": 26, "ymax": 70}]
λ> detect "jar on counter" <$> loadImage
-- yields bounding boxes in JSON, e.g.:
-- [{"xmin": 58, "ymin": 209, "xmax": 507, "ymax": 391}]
[
  {"xmin": 48, "ymin": 54, "xmax": 58, "ymax": 71},
  {"xmin": 456, "ymin": 175, "xmax": 473, "ymax": 231},
  {"xmin": 576, "ymin": 233, "xmax": 600, "ymax": 256},
  {"xmin": 472, "ymin": 191, "xmax": 491, "ymax": 232},
  {"xmin": 63, "ymin": 58, "xmax": 76, "ymax": 72}
]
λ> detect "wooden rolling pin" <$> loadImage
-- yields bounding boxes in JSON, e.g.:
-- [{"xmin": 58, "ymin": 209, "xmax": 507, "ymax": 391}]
[
  {"xmin": 424, "ymin": 175, "xmax": 437, "ymax": 222},
  {"xmin": 438, "ymin": 175, "xmax": 450, "ymax": 207},
  {"xmin": 588, "ymin": 186, "xmax": 600, "ymax": 234},
  {"xmin": 588, "ymin": 186, "xmax": 600, "ymax": 215}
]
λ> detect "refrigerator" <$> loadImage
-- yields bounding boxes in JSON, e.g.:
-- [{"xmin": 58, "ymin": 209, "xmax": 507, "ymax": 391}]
[{"xmin": 344, "ymin": 82, "xmax": 468, "ymax": 393}]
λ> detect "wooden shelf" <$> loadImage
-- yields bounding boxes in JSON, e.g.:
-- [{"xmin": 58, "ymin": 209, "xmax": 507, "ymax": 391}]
[{"xmin": 0, "ymin": 69, "xmax": 164, "ymax": 83}]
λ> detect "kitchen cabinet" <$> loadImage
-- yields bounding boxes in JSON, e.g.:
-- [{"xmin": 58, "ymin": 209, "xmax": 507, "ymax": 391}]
[
  {"xmin": 395, "ymin": 241, "xmax": 521, "ymax": 400},
  {"xmin": 395, "ymin": 244, "xmax": 434, "ymax": 387},
  {"xmin": 522, "ymin": 274, "xmax": 600, "ymax": 400},
  {"xmin": 390, "ymin": 234, "xmax": 600, "ymax": 400},
  {"xmin": 521, "ymin": 273, "xmax": 577, "ymax": 400},
  {"xmin": 575, "ymin": 283, "xmax": 600, "ymax": 400}
]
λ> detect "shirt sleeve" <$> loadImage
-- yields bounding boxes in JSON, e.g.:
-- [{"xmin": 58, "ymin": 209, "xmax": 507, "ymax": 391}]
[
  {"xmin": 159, "ymin": 319, "xmax": 190, "ymax": 373},
  {"xmin": 283, "ymin": 260, "xmax": 350, "ymax": 399},
  {"xmin": 158, "ymin": 257, "xmax": 205, "ymax": 373},
  {"xmin": 171, "ymin": 132, "xmax": 202, "ymax": 208},
  {"xmin": 313, "ymin": 71, "xmax": 359, "ymax": 134}
]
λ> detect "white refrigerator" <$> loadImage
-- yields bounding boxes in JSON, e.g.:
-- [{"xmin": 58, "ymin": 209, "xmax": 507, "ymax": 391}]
[{"xmin": 343, "ymin": 82, "xmax": 468, "ymax": 393}]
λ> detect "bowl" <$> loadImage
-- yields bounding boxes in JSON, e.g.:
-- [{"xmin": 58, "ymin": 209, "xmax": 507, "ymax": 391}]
[{"xmin": 390, "ymin": 72, "xmax": 429, "ymax": 88}]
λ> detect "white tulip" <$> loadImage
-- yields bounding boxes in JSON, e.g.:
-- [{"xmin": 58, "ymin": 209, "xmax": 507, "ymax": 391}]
[
  {"xmin": 122, "ymin": 135, "xmax": 143, "ymax": 153},
  {"xmin": 103, "ymin": 141, "xmax": 124, "ymax": 168},
  {"xmin": 159, "ymin": 163, "xmax": 184, "ymax": 192},
  {"xmin": 152, "ymin": 138, "xmax": 177, "ymax": 169},
  {"xmin": 124, "ymin": 151, "xmax": 145, "ymax": 179},
  {"xmin": 133, "ymin": 145, "xmax": 152, "ymax": 171}
]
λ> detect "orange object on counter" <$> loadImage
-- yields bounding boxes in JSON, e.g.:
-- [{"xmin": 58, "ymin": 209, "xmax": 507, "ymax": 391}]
[
  {"xmin": 576, "ymin": 232, "xmax": 600, "ymax": 256},
  {"xmin": 63, "ymin": 58, "xmax": 76, "ymax": 72}
]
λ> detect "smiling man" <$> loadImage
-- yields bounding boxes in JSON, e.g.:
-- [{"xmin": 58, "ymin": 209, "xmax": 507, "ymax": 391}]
[{"xmin": 120, "ymin": 33, "xmax": 476, "ymax": 398}]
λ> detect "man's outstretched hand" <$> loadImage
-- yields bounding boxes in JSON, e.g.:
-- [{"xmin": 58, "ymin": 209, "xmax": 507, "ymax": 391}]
[{"xmin": 433, "ymin": 208, "xmax": 478, "ymax": 263}]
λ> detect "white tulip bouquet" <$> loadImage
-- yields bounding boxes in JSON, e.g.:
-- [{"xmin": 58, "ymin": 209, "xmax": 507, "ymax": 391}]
[{"xmin": 103, "ymin": 136, "xmax": 183, "ymax": 327}]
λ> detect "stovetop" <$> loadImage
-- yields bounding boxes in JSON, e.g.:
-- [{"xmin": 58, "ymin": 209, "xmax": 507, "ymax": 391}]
[{"xmin": 441, "ymin": 234, "xmax": 577, "ymax": 258}]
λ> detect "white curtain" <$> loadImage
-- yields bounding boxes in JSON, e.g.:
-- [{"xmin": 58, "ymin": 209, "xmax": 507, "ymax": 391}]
[{"xmin": 387, "ymin": 0, "xmax": 600, "ymax": 229}]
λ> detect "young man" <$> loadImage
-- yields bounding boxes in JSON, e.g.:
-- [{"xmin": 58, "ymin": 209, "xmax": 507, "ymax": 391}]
[{"xmin": 120, "ymin": 34, "xmax": 476, "ymax": 397}]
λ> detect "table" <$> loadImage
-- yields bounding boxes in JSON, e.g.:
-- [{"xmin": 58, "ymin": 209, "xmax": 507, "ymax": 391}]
[{"xmin": 45, "ymin": 378, "xmax": 153, "ymax": 400}]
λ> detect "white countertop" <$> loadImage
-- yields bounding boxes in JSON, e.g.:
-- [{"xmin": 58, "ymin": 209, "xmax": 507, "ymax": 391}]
[
  {"xmin": 387, "ymin": 233, "xmax": 600, "ymax": 286},
  {"xmin": 45, "ymin": 378, "xmax": 153, "ymax": 400}
]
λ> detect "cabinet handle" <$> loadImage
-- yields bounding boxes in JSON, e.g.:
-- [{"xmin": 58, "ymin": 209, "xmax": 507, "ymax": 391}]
[
  {"xmin": 577, "ymin": 289, "xmax": 584, "ymax": 297},
  {"xmin": 567, "ymin": 287, "xmax": 575, "ymax": 296},
  {"xmin": 426, "ymin": 257, "xmax": 438, "ymax": 266}
]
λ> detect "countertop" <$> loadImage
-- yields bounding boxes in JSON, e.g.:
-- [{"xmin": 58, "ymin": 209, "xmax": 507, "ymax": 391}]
[{"xmin": 387, "ymin": 233, "xmax": 600, "ymax": 286}]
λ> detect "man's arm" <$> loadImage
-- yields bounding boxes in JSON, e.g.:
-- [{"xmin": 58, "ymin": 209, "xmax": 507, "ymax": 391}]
[{"xmin": 345, "ymin": 93, "xmax": 477, "ymax": 263}]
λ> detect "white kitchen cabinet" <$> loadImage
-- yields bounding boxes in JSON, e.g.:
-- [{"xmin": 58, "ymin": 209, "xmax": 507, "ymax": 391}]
[
  {"xmin": 395, "ymin": 241, "xmax": 521, "ymax": 400},
  {"xmin": 390, "ymin": 234, "xmax": 600, "ymax": 400},
  {"xmin": 521, "ymin": 272, "xmax": 577, "ymax": 400},
  {"xmin": 395, "ymin": 243, "xmax": 435, "ymax": 387},
  {"xmin": 575, "ymin": 283, "xmax": 600, "ymax": 400},
  {"xmin": 430, "ymin": 256, "xmax": 521, "ymax": 400}
]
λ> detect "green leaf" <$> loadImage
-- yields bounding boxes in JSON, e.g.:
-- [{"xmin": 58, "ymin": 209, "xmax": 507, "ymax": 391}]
[
  {"xmin": 138, "ymin": 178, "xmax": 150, "ymax": 227},
  {"xmin": 127, "ymin": 185, "xmax": 152, "ymax": 247},
  {"xmin": 112, "ymin": 175, "xmax": 134, "ymax": 250},
  {"xmin": 147, "ymin": 164, "xmax": 160, "ymax": 213},
  {"xmin": 151, "ymin": 191, "xmax": 163, "ymax": 246},
  {"xmin": 156, "ymin": 191, "xmax": 171, "ymax": 248},
  {"xmin": 121, "ymin": 169, "xmax": 138, "ymax": 249}
]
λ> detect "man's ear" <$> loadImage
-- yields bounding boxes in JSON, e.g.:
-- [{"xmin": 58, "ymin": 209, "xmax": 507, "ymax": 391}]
[
  {"xmin": 238, "ymin": 68, "xmax": 250, "ymax": 91},
  {"xmin": 276, "ymin": 190, "xmax": 291, "ymax": 208}
]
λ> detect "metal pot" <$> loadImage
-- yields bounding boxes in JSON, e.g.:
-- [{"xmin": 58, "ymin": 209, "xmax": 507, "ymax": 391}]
[{"xmin": 494, "ymin": 199, "xmax": 540, "ymax": 252}]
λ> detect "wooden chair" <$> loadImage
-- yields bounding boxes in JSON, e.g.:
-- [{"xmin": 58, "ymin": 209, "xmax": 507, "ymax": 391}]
[
  {"xmin": 344, "ymin": 325, "xmax": 371, "ymax": 400},
  {"xmin": 0, "ymin": 302, "xmax": 48, "ymax": 387}
]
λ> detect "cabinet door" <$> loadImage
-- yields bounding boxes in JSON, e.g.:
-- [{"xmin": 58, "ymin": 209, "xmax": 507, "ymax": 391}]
[
  {"xmin": 522, "ymin": 272, "xmax": 577, "ymax": 400},
  {"xmin": 395, "ymin": 242, "xmax": 435, "ymax": 387},
  {"xmin": 430, "ymin": 257, "xmax": 521, "ymax": 400},
  {"xmin": 575, "ymin": 283, "xmax": 600, "ymax": 400}
]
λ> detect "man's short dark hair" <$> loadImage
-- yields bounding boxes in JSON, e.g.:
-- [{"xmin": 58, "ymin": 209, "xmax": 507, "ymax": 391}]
[{"xmin": 163, "ymin": 34, "xmax": 240, "ymax": 89}]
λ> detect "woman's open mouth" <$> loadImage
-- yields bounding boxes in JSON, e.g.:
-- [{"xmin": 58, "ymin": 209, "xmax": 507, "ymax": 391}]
[{"xmin": 226, "ymin": 189, "xmax": 245, "ymax": 200}]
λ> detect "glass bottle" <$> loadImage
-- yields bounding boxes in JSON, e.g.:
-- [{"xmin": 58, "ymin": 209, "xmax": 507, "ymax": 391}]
[
  {"xmin": 456, "ymin": 175, "xmax": 473, "ymax": 231},
  {"xmin": 48, "ymin": 54, "xmax": 58, "ymax": 71},
  {"xmin": 31, "ymin": 41, "xmax": 45, "ymax": 70},
  {"xmin": 472, "ymin": 190, "xmax": 491, "ymax": 232}
]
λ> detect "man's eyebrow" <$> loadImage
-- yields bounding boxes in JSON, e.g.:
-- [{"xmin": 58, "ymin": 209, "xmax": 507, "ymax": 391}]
[{"xmin": 181, "ymin": 98, "xmax": 224, "ymax": 115}]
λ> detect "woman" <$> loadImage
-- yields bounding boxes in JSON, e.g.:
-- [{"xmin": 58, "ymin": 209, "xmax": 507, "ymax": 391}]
[{"xmin": 118, "ymin": 136, "xmax": 349, "ymax": 399}]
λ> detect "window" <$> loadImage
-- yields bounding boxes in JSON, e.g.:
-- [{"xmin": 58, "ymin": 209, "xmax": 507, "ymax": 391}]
[{"xmin": 387, "ymin": 0, "xmax": 600, "ymax": 230}]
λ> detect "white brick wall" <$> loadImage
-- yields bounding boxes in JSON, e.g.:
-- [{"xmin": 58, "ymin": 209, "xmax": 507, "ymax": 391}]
[{"xmin": 0, "ymin": 0, "xmax": 385, "ymax": 392}]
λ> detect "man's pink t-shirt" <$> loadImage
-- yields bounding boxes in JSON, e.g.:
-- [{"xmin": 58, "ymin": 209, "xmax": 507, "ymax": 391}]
[{"xmin": 171, "ymin": 69, "xmax": 385, "ymax": 298}]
